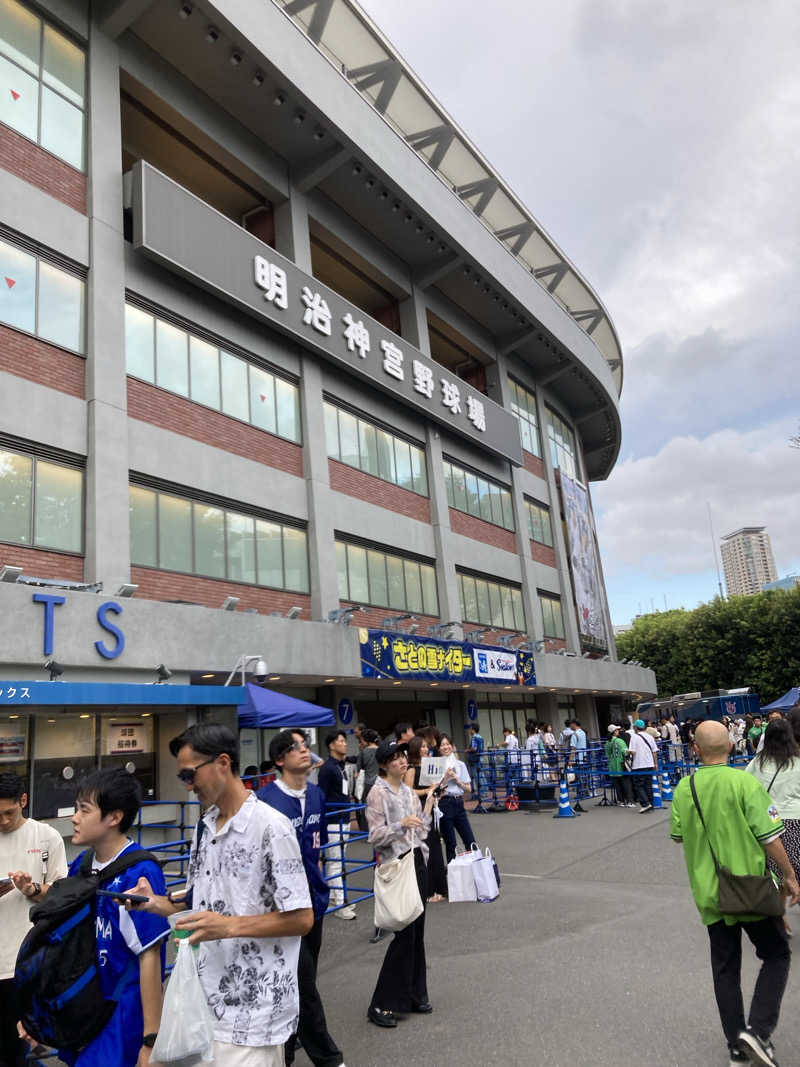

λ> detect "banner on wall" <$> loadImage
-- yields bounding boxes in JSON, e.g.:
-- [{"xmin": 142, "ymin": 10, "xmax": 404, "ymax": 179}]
[
  {"xmin": 359, "ymin": 628, "xmax": 536, "ymax": 687},
  {"xmin": 560, "ymin": 473, "xmax": 608, "ymax": 648},
  {"xmin": 0, "ymin": 722, "xmax": 27, "ymax": 762},
  {"xmin": 107, "ymin": 723, "xmax": 147, "ymax": 755}
]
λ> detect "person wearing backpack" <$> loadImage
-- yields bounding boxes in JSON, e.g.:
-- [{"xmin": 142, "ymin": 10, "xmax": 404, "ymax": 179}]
[
  {"xmin": 0, "ymin": 772, "xmax": 68, "ymax": 1067},
  {"xmin": 18, "ymin": 769, "xmax": 170, "ymax": 1066}
]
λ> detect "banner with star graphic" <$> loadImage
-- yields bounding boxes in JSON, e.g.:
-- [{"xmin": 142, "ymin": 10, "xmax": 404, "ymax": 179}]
[{"xmin": 359, "ymin": 629, "xmax": 536, "ymax": 687}]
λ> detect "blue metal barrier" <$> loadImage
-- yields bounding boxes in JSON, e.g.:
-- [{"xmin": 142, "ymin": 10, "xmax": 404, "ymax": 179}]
[{"xmin": 320, "ymin": 802, "xmax": 376, "ymax": 914}]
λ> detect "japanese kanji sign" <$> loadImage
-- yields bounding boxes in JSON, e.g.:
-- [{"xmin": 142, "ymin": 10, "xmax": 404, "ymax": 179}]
[
  {"xmin": 132, "ymin": 162, "xmax": 522, "ymax": 464},
  {"xmin": 359, "ymin": 629, "xmax": 535, "ymax": 686}
]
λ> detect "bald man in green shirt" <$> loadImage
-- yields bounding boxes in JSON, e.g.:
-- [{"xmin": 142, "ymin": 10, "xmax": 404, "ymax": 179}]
[{"xmin": 671, "ymin": 720, "xmax": 799, "ymax": 1067}]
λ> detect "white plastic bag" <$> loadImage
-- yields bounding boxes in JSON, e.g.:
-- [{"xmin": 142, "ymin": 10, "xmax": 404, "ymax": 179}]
[
  {"xmin": 447, "ymin": 851, "xmax": 479, "ymax": 902},
  {"xmin": 473, "ymin": 847, "xmax": 500, "ymax": 902},
  {"xmin": 151, "ymin": 940, "xmax": 215, "ymax": 1064},
  {"xmin": 354, "ymin": 768, "xmax": 366, "ymax": 801}
]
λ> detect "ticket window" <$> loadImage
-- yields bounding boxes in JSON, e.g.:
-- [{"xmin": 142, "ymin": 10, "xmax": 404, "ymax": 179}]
[
  {"xmin": 32, "ymin": 714, "xmax": 97, "ymax": 819},
  {"xmin": 100, "ymin": 716, "xmax": 156, "ymax": 799}
]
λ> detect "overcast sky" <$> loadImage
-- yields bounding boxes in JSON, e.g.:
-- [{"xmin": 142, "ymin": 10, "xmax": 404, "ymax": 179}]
[{"xmin": 360, "ymin": 0, "xmax": 800, "ymax": 623}]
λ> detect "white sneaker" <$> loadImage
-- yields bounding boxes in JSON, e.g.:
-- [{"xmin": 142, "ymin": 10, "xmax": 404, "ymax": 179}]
[
  {"xmin": 737, "ymin": 1028, "xmax": 778, "ymax": 1066},
  {"xmin": 335, "ymin": 905, "xmax": 357, "ymax": 920}
]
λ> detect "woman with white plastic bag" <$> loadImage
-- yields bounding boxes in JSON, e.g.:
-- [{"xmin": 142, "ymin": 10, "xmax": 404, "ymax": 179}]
[
  {"xmin": 366, "ymin": 738, "xmax": 434, "ymax": 1029},
  {"xmin": 151, "ymin": 938, "xmax": 215, "ymax": 1064}
]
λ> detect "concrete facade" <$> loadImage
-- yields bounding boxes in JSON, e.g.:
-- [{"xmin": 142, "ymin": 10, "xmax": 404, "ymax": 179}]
[{"xmin": 0, "ymin": 0, "xmax": 655, "ymax": 816}]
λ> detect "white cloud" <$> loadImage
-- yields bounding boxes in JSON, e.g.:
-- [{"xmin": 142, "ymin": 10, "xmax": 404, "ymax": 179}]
[{"xmin": 593, "ymin": 418, "xmax": 800, "ymax": 582}]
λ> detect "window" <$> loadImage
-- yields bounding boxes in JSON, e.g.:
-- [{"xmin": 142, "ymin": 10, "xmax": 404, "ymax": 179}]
[
  {"xmin": 526, "ymin": 499, "xmax": 553, "ymax": 547},
  {"xmin": 0, "ymin": 0, "xmax": 85, "ymax": 169},
  {"xmin": 129, "ymin": 485, "xmax": 309, "ymax": 593},
  {"xmin": 324, "ymin": 401, "xmax": 428, "ymax": 496},
  {"xmin": 0, "ymin": 447, "xmax": 82, "ymax": 551},
  {"xmin": 540, "ymin": 592, "xmax": 565, "ymax": 639},
  {"xmin": 336, "ymin": 539, "xmax": 438, "ymax": 616},
  {"xmin": 508, "ymin": 377, "xmax": 541, "ymax": 457},
  {"xmin": 0, "ymin": 237, "xmax": 84, "ymax": 351},
  {"xmin": 457, "ymin": 572, "xmax": 525, "ymax": 631},
  {"xmin": 443, "ymin": 460, "xmax": 514, "ymax": 531},
  {"xmin": 124, "ymin": 304, "xmax": 301, "ymax": 444},
  {"xmin": 547, "ymin": 407, "xmax": 578, "ymax": 480}
]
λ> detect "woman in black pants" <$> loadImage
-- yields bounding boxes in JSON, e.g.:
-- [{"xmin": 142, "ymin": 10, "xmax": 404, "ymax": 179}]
[
  {"xmin": 437, "ymin": 734, "xmax": 477, "ymax": 862},
  {"xmin": 366, "ymin": 738, "xmax": 435, "ymax": 1028},
  {"xmin": 404, "ymin": 735, "xmax": 448, "ymax": 901}
]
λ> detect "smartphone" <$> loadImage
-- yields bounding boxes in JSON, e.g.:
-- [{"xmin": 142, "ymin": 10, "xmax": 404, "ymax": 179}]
[
  {"xmin": 96, "ymin": 889, "xmax": 149, "ymax": 903},
  {"xmin": 0, "ymin": 877, "xmax": 13, "ymax": 888}
]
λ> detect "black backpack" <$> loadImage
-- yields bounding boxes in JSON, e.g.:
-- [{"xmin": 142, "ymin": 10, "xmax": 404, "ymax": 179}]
[{"xmin": 14, "ymin": 847, "xmax": 158, "ymax": 1051}]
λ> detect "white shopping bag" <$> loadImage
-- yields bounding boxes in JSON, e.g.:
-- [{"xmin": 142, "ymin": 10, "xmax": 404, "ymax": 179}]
[
  {"xmin": 447, "ymin": 851, "xmax": 479, "ymax": 902},
  {"xmin": 151, "ymin": 939, "xmax": 215, "ymax": 1064},
  {"xmin": 473, "ymin": 847, "xmax": 500, "ymax": 902}
]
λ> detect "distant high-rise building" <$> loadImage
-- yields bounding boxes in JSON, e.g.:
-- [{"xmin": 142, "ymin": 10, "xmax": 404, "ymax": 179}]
[{"xmin": 721, "ymin": 527, "xmax": 778, "ymax": 596}]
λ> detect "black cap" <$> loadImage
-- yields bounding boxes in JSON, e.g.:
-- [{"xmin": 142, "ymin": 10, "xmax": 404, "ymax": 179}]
[{"xmin": 375, "ymin": 738, "xmax": 408, "ymax": 764}]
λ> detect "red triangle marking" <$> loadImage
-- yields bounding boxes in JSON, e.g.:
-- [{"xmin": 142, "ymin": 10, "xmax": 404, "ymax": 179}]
[
  {"xmin": 259, "ymin": 393, "xmax": 267, "ymax": 402},
  {"xmin": 10, "ymin": 90, "xmax": 20, "ymax": 101},
  {"xmin": 4, "ymin": 277, "xmax": 16, "ymax": 288}
]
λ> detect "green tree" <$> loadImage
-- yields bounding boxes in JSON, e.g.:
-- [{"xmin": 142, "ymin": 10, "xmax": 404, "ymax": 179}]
[{"xmin": 616, "ymin": 588, "xmax": 800, "ymax": 703}]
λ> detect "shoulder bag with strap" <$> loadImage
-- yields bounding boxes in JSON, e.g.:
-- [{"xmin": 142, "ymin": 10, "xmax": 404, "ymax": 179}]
[
  {"xmin": 688, "ymin": 773, "xmax": 783, "ymax": 918},
  {"xmin": 15, "ymin": 847, "xmax": 159, "ymax": 1051},
  {"xmin": 372, "ymin": 783, "xmax": 423, "ymax": 931}
]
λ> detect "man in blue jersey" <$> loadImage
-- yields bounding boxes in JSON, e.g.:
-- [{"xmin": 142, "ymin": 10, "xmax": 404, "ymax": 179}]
[
  {"xmin": 59, "ymin": 769, "xmax": 169, "ymax": 1067},
  {"xmin": 467, "ymin": 722, "xmax": 484, "ymax": 792},
  {"xmin": 259, "ymin": 730, "xmax": 345, "ymax": 1067}
]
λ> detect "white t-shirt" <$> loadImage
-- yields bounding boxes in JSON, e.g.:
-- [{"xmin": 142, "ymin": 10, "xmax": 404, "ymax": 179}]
[
  {"xmin": 443, "ymin": 759, "xmax": 471, "ymax": 796},
  {"xmin": 187, "ymin": 793, "xmax": 311, "ymax": 1047},
  {"xmin": 504, "ymin": 733, "xmax": 519, "ymax": 750},
  {"xmin": 0, "ymin": 817, "xmax": 68, "ymax": 980},
  {"xmin": 276, "ymin": 777, "xmax": 307, "ymax": 816},
  {"xmin": 629, "ymin": 731, "xmax": 657, "ymax": 771}
]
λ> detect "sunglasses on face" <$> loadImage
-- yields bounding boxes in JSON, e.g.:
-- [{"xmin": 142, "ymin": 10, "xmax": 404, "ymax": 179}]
[{"xmin": 176, "ymin": 757, "xmax": 216, "ymax": 784}]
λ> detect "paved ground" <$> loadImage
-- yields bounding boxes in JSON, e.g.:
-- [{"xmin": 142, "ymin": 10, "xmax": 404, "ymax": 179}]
[{"xmin": 305, "ymin": 803, "xmax": 800, "ymax": 1067}]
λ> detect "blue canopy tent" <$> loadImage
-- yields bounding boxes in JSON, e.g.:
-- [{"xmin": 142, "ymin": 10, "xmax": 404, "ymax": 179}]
[
  {"xmin": 762, "ymin": 687, "xmax": 800, "ymax": 712},
  {"xmin": 237, "ymin": 683, "xmax": 335, "ymax": 728}
]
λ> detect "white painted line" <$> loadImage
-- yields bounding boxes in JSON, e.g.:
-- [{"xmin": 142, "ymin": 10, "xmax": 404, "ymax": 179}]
[{"xmin": 500, "ymin": 872, "xmax": 543, "ymax": 879}]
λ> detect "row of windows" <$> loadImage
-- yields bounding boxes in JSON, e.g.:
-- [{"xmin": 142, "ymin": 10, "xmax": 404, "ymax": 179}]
[
  {"xmin": 125, "ymin": 305, "xmax": 301, "ymax": 445},
  {"xmin": 526, "ymin": 499, "xmax": 553, "ymax": 547},
  {"xmin": 443, "ymin": 460, "xmax": 514, "ymax": 531},
  {"xmin": 129, "ymin": 486, "xmax": 310, "ymax": 593},
  {"xmin": 0, "ymin": 0, "xmax": 84, "ymax": 169},
  {"xmin": 508, "ymin": 377, "xmax": 541, "ymax": 458},
  {"xmin": 336, "ymin": 540, "xmax": 438, "ymax": 617},
  {"xmin": 540, "ymin": 591, "xmax": 565, "ymax": 639},
  {"xmin": 0, "ymin": 238, "xmax": 84, "ymax": 352},
  {"xmin": 324, "ymin": 402, "xmax": 428, "ymax": 497},
  {"xmin": 0, "ymin": 447, "xmax": 82, "ymax": 552},
  {"xmin": 547, "ymin": 407, "xmax": 578, "ymax": 480},
  {"xmin": 458, "ymin": 572, "xmax": 526, "ymax": 633}
]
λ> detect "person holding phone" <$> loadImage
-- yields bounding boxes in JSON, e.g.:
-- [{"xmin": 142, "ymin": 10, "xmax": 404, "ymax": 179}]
[{"xmin": 0, "ymin": 772, "xmax": 68, "ymax": 1067}]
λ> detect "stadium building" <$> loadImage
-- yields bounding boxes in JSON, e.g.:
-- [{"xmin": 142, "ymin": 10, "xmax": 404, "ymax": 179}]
[{"xmin": 0, "ymin": 0, "xmax": 656, "ymax": 817}]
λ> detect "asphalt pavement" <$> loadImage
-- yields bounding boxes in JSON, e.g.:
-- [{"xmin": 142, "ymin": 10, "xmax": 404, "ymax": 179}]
[{"xmin": 306, "ymin": 802, "xmax": 800, "ymax": 1067}]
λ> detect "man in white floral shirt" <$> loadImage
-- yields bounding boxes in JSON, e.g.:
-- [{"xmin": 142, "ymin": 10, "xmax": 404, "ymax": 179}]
[{"xmin": 133, "ymin": 723, "xmax": 312, "ymax": 1066}]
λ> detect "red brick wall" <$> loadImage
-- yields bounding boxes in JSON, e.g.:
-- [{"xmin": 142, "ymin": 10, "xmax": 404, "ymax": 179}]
[
  {"xmin": 127, "ymin": 378, "xmax": 303, "ymax": 477},
  {"xmin": 0, "ymin": 121, "xmax": 86, "ymax": 213},
  {"xmin": 130, "ymin": 566, "xmax": 312, "ymax": 617},
  {"xmin": 339, "ymin": 601, "xmax": 439, "ymax": 632},
  {"xmin": 523, "ymin": 450, "xmax": 546, "ymax": 479},
  {"xmin": 0, "ymin": 324, "xmax": 84, "ymax": 397},
  {"xmin": 530, "ymin": 539, "xmax": 557, "ymax": 568},
  {"xmin": 0, "ymin": 543, "xmax": 83, "ymax": 580},
  {"xmin": 328, "ymin": 460, "xmax": 430, "ymax": 523},
  {"xmin": 448, "ymin": 508, "xmax": 517, "ymax": 553},
  {"xmin": 463, "ymin": 624, "xmax": 525, "ymax": 646},
  {"xmin": 543, "ymin": 637, "xmax": 566, "ymax": 651}
]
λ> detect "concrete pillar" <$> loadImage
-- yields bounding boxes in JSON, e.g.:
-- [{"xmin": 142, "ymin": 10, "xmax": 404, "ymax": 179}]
[
  {"xmin": 83, "ymin": 21, "xmax": 130, "ymax": 590},
  {"xmin": 534, "ymin": 390, "xmax": 581, "ymax": 651},
  {"xmin": 398, "ymin": 284, "xmax": 430, "ymax": 355},
  {"xmin": 425, "ymin": 427, "xmax": 461, "ymax": 633},
  {"xmin": 274, "ymin": 187, "xmax": 312, "ymax": 272},
  {"xmin": 299, "ymin": 356, "xmax": 339, "ymax": 622}
]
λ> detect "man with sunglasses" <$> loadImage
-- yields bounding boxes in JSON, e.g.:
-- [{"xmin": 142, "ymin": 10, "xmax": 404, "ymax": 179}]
[
  {"xmin": 258, "ymin": 731, "xmax": 345, "ymax": 1067},
  {"xmin": 131, "ymin": 723, "xmax": 313, "ymax": 1067}
]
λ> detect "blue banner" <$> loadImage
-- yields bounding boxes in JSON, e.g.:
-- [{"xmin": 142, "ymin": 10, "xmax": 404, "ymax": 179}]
[{"xmin": 359, "ymin": 629, "xmax": 535, "ymax": 687}]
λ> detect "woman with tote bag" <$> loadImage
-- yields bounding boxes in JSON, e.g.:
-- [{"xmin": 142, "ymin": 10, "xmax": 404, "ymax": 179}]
[{"xmin": 366, "ymin": 739, "xmax": 434, "ymax": 1028}]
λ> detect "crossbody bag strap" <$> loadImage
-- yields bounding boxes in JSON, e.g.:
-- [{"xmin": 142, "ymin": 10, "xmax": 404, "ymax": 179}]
[
  {"xmin": 689, "ymin": 773, "xmax": 721, "ymax": 875},
  {"xmin": 766, "ymin": 764, "xmax": 783, "ymax": 794}
]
